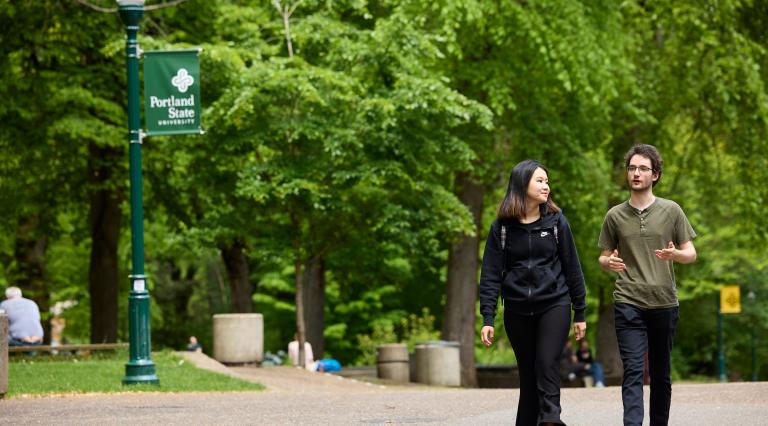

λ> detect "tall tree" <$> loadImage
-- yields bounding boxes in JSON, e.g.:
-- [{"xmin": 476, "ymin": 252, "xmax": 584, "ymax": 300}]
[
  {"xmin": 400, "ymin": 0, "xmax": 626, "ymax": 385},
  {"xmin": 0, "ymin": 2, "xmax": 127, "ymax": 343}
]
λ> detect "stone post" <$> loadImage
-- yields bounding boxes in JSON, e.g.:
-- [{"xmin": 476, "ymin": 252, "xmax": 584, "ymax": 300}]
[
  {"xmin": 414, "ymin": 340, "xmax": 461, "ymax": 387},
  {"xmin": 376, "ymin": 343, "xmax": 409, "ymax": 383},
  {"xmin": 213, "ymin": 313, "xmax": 264, "ymax": 364}
]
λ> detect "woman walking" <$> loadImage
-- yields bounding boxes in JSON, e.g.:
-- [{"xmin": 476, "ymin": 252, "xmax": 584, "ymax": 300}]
[{"xmin": 479, "ymin": 159, "xmax": 587, "ymax": 426}]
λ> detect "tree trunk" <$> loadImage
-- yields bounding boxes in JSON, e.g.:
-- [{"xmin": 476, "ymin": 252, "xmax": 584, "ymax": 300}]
[
  {"xmin": 596, "ymin": 286, "xmax": 622, "ymax": 380},
  {"xmin": 290, "ymin": 213, "xmax": 308, "ymax": 368},
  {"xmin": 220, "ymin": 239, "xmax": 253, "ymax": 313},
  {"xmin": 206, "ymin": 254, "xmax": 229, "ymax": 314},
  {"xmin": 88, "ymin": 146, "xmax": 122, "ymax": 344},
  {"xmin": 442, "ymin": 172, "xmax": 484, "ymax": 387},
  {"xmin": 294, "ymin": 262, "xmax": 307, "ymax": 366},
  {"xmin": 302, "ymin": 256, "xmax": 325, "ymax": 358},
  {"xmin": 12, "ymin": 215, "xmax": 50, "ymax": 343}
]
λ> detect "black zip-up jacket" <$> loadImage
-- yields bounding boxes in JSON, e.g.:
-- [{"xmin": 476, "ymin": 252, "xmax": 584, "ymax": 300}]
[{"xmin": 479, "ymin": 211, "xmax": 586, "ymax": 326}]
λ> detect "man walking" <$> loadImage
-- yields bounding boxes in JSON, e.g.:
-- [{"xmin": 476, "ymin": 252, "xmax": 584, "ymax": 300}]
[{"xmin": 598, "ymin": 144, "xmax": 697, "ymax": 426}]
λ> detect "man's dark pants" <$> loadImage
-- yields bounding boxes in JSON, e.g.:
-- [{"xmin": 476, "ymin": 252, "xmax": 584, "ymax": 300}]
[{"xmin": 615, "ymin": 303, "xmax": 679, "ymax": 426}]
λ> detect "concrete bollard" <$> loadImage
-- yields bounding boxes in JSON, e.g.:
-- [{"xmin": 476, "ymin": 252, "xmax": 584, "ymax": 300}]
[
  {"xmin": 1, "ymin": 312, "xmax": 8, "ymax": 397},
  {"xmin": 414, "ymin": 340, "xmax": 461, "ymax": 387},
  {"xmin": 414, "ymin": 344, "xmax": 429, "ymax": 384},
  {"xmin": 376, "ymin": 343, "xmax": 409, "ymax": 383},
  {"xmin": 213, "ymin": 313, "xmax": 264, "ymax": 365}
]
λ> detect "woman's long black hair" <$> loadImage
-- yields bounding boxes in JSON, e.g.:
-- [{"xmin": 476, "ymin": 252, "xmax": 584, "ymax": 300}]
[{"xmin": 497, "ymin": 159, "xmax": 560, "ymax": 220}]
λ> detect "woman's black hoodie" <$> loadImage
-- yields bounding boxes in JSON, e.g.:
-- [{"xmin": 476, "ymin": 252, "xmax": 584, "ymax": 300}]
[{"xmin": 479, "ymin": 211, "xmax": 586, "ymax": 327}]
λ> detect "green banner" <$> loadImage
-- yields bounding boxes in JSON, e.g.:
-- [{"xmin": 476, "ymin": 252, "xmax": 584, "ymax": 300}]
[{"xmin": 143, "ymin": 49, "xmax": 202, "ymax": 136}]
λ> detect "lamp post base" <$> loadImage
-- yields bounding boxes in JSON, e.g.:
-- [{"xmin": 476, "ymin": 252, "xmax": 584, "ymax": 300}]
[
  {"xmin": 123, "ymin": 359, "xmax": 159, "ymax": 385},
  {"xmin": 124, "ymin": 278, "xmax": 159, "ymax": 385}
]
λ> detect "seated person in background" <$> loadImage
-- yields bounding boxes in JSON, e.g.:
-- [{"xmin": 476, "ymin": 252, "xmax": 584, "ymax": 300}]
[
  {"xmin": 576, "ymin": 339, "xmax": 606, "ymax": 388},
  {"xmin": 1, "ymin": 286, "xmax": 44, "ymax": 346},
  {"xmin": 187, "ymin": 336, "xmax": 203, "ymax": 353},
  {"xmin": 560, "ymin": 339, "xmax": 584, "ymax": 382},
  {"xmin": 287, "ymin": 337, "xmax": 343, "ymax": 372},
  {"xmin": 288, "ymin": 336, "xmax": 316, "ymax": 371}
]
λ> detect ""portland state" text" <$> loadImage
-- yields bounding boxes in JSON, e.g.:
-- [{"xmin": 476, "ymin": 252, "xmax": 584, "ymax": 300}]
[{"xmin": 150, "ymin": 95, "xmax": 196, "ymax": 119}]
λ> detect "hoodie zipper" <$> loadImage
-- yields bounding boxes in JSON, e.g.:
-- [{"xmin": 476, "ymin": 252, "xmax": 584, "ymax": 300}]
[{"xmin": 509, "ymin": 218, "xmax": 557, "ymax": 316}]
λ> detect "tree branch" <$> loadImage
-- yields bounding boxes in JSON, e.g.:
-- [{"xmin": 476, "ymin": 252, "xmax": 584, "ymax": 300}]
[
  {"xmin": 146, "ymin": 0, "xmax": 187, "ymax": 11},
  {"xmin": 72, "ymin": 0, "xmax": 188, "ymax": 13},
  {"xmin": 72, "ymin": 0, "xmax": 116, "ymax": 13},
  {"xmin": 272, "ymin": 0, "xmax": 302, "ymax": 58},
  {"xmin": 287, "ymin": 0, "xmax": 303, "ymax": 18}
]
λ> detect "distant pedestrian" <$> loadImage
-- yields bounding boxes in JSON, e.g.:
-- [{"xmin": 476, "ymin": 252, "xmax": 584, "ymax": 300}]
[
  {"xmin": 598, "ymin": 144, "xmax": 697, "ymax": 426},
  {"xmin": 1, "ymin": 286, "xmax": 44, "ymax": 346},
  {"xmin": 480, "ymin": 159, "xmax": 587, "ymax": 426}
]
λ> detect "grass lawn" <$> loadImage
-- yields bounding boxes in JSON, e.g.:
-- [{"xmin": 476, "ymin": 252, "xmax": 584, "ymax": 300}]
[{"xmin": 6, "ymin": 350, "xmax": 264, "ymax": 398}]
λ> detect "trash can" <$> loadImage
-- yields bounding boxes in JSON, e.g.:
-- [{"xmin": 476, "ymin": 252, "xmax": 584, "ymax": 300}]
[
  {"xmin": 377, "ymin": 343, "xmax": 409, "ymax": 383},
  {"xmin": 213, "ymin": 313, "xmax": 263, "ymax": 364},
  {"xmin": 414, "ymin": 340, "xmax": 461, "ymax": 387}
]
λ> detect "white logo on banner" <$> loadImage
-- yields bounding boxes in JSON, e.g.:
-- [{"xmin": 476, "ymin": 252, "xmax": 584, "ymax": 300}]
[{"xmin": 171, "ymin": 68, "xmax": 194, "ymax": 93}]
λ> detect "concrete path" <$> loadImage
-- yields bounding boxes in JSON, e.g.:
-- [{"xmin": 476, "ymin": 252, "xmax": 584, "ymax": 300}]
[{"xmin": 1, "ymin": 352, "xmax": 766, "ymax": 425}]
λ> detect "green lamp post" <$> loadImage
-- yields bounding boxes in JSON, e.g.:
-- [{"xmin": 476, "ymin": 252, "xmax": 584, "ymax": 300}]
[{"xmin": 117, "ymin": 0, "xmax": 159, "ymax": 385}]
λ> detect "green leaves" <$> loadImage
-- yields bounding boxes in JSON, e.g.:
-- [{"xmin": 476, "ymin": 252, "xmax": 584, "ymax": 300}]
[{"xmin": 3, "ymin": 0, "xmax": 767, "ymax": 371}]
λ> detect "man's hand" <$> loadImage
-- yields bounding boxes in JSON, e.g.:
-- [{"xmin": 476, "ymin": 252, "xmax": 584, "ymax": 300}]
[
  {"xmin": 655, "ymin": 240, "xmax": 698, "ymax": 264},
  {"xmin": 602, "ymin": 249, "xmax": 626, "ymax": 272},
  {"xmin": 481, "ymin": 325, "xmax": 495, "ymax": 347},
  {"xmin": 655, "ymin": 241, "xmax": 676, "ymax": 261}
]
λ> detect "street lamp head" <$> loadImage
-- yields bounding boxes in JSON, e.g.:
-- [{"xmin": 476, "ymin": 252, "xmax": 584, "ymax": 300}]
[
  {"xmin": 748, "ymin": 290, "xmax": 756, "ymax": 300},
  {"xmin": 117, "ymin": 0, "xmax": 144, "ymax": 27}
]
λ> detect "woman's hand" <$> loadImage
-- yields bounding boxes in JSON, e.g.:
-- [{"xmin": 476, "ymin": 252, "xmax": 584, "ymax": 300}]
[
  {"xmin": 481, "ymin": 325, "xmax": 495, "ymax": 347},
  {"xmin": 573, "ymin": 321, "xmax": 586, "ymax": 340}
]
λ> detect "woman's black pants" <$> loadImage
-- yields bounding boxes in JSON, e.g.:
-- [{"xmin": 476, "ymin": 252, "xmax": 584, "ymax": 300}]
[{"xmin": 505, "ymin": 304, "xmax": 571, "ymax": 426}]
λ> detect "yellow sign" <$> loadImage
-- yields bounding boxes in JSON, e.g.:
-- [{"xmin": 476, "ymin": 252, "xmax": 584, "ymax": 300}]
[{"xmin": 720, "ymin": 285, "xmax": 741, "ymax": 314}]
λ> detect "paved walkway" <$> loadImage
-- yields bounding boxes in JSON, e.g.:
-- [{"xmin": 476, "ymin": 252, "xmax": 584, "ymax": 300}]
[{"xmin": 1, "ymin": 352, "xmax": 766, "ymax": 425}]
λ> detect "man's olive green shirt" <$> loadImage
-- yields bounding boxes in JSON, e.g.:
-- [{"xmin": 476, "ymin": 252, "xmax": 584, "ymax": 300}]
[{"xmin": 598, "ymin": 197, "xmax": 696, "ymax": 308}]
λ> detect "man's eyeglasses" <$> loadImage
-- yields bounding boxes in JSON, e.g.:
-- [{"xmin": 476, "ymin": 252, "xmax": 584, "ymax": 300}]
[{"xmin": 626, "ymin": 165, "xmax": 653, "ymax": 173}]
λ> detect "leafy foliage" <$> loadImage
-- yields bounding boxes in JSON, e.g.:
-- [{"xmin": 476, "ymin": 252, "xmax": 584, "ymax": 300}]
[{"xmin": 1, "ymin": 0, "xmax": 767, "ymax": 379}]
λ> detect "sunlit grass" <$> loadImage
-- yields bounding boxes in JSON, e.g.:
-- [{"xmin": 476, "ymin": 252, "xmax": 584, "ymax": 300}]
[{"xmin": 7, "ymin": 350, "xmax": 264, "ymax": 397}]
